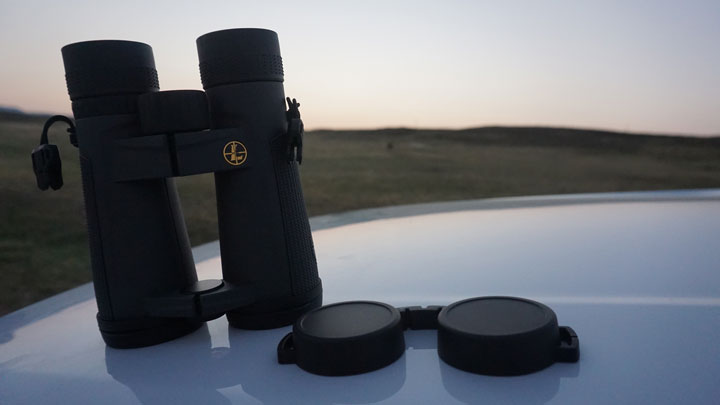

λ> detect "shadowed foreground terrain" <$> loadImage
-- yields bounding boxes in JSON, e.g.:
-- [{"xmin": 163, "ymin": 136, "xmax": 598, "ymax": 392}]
[{"xmin": 2, "ymin": 112, "xmax": 720, "ymax": 315}]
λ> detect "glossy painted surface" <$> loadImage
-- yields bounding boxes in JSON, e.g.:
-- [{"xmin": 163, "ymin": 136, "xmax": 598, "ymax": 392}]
[{"xmin": 2, "ymin": 190, "xmax": 720, "ymax": 404}]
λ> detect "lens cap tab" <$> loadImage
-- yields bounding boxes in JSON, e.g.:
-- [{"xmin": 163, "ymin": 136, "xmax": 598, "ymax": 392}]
[{"xmin": 278, "ymin": 296, "xmax": 579, "ymax": 376}]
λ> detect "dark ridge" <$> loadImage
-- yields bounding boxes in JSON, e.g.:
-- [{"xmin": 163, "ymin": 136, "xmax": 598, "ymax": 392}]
[
  {"xmin": 0, "ymin": 106, "xmax": 23, "ymax": 114},
  {"xmin": 0, "ymin": 110, "xmax": 51, "ymax": 124},
  {"xmin": 308, "ymin": 126, "xmax": 720, "ymax": 153}
]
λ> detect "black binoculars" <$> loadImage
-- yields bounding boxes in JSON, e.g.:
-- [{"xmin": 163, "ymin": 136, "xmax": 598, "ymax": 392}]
[{"xmin": 34, "ymin": 29, "xmax": 322, "ymax": 348}]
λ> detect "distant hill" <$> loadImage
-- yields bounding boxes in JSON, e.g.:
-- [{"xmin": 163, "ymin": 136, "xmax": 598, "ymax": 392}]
[
  {"xmin": 311, "ymin": 126, "xmax": 720, "ymax": 151},
  {"xmin": 0, "ymin": 108, "xmax": 49, "ymax": 124},
  {"xmin": 0, "ymin": 105, "xmax": 25, "ymax": 114}
]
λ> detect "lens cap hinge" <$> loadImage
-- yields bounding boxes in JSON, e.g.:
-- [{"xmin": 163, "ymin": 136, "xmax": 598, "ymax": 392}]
[
  {"xmin": 556, "ymin": 325, "xmax": 580, "ymax": 362},
  {"xmin": 277, "ymin": 333, "xmax": 297, "ymax": 364}
]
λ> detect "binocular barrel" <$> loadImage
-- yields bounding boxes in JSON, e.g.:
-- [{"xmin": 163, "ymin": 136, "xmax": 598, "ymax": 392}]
[
  {"xmin": 62, "ymin": 40, "xmax": 202, "ymax": 347},
  {"xmin": 197, "ymin": 29, "xmax": 322, "ymax": 328},
  {"xmin": 60, "ymin": 29, "xmax": 322, "ymax": 348}
]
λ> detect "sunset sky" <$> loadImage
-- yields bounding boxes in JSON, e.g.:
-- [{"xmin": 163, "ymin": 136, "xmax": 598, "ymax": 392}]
[{"xmin": 1, "ymin": 0, "xmax": 718, "ymax": 134}]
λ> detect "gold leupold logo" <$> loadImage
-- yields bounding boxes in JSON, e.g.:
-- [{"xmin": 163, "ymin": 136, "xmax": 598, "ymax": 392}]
[{"xmin": 223, "ymin": 141, "xmax": 247, "ymax": 166}]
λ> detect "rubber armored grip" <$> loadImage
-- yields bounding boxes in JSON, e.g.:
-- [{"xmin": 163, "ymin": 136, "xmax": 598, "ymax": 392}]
[
  {"xmin": 74, "ymin": 114, "xmax": 201, "ymax": 348},
  {"xmin": 197, "ymin": 29, "xmax": 322, "ymax": 328},
  {"xmin": 271, "ymin": 136, "xmax": 320, "ymax": 296},
  {"xmin": 78, "ymin": 154, "xmax": 112, "ymax": 314}
]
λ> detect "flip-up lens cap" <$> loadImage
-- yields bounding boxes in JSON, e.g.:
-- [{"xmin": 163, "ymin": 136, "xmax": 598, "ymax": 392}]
[
  {"xmin": 278, "ymin": 301, "xmax": 405, "ymax": 376},
  {"xmin": 438, "ymin": 296, "xmax": 578, "ymax": 376}
]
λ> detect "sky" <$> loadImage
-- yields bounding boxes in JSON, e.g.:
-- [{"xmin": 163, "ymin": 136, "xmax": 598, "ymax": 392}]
[{"xmin": 1, "ymin": 0, "xmax": 719, "ymax": 135}]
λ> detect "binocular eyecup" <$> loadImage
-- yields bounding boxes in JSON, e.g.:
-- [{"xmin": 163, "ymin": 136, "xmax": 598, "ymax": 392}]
[
  {"xmin": 197, "ymin": 28, "xmax": 284, "ymax": 88},
  {"xmin": 62, "ymin": 40, "xmax": 159, "ymax": 101}
]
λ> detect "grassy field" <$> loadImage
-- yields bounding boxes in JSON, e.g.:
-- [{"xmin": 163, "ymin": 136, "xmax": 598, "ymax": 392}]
[{"xmin": 2, "ymin": 112, "xmax": 720, "ymax": 315}]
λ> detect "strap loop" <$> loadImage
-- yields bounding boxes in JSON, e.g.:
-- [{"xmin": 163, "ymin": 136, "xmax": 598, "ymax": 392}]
[{"xmin": 31, "ymin": 115, "xmax": 76, "ymax": 190}]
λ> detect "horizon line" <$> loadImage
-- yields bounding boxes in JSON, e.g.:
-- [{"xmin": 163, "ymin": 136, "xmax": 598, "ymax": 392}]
[
  {"xmin": 307, "ymin": 125, "xmax": 720, "ymax": 139},
  {"xmin": 2, "ymin": 108, "xmax": 718, "ymax": 139}
]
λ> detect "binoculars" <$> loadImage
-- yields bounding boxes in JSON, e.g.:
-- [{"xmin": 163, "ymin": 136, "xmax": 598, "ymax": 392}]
[{"xmin": 35, "ymin": 29, "xmax": 322, "ymax": 348}]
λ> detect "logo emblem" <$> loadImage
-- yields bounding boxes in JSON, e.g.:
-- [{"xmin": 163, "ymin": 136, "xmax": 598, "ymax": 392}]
[{"xmin": 223, "ymin": 141, "xmax": 247, "ymax": 166}]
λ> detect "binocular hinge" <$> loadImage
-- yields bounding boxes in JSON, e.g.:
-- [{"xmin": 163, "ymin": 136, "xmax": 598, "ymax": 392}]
[
  {"xmin": 112, "ymin": 128, "xmax": 252, "ymax": 181},
  {"xmin": 144, "ymin": 280, "xmax": 255, "ymax": 320}
]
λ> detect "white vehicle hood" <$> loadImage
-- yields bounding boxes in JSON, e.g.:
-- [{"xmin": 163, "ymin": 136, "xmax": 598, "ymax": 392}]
[{"xmin": 2, "ymin": 190, "xmax": 720, "ymax": 404}]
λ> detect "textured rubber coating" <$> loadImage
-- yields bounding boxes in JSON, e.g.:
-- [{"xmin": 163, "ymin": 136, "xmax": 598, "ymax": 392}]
[
  {"xmin": 62, "ymin": 40, "xmax": 158, "ymax": 100},
  {"xmin": 79, "ymin": 155, "xmax": 112, "ymax": 317},
  {"xmin": 197, "ymin": 29, "xmax": 283, "ymax": 88},
  {"xmin": 73, "ymin": 114, "xmax": 199, "ymax": 348},
  {"xmin": 65, "ymin": 67, "xmax": 159, "ymax": 100},
  {"xmin": 271, "ymin": 136, "xmax": 319, "ymax": 295},
  {"xmin": 199, "ymin": 29, "xmax": 322, "ymax": 329},
  {"xmin": 206, "ymin": 82, "xmax": 322, "ymax": 329},
  {"xmin": 199, "ymin": 54, "xmax": 283, "ymax": 88}
]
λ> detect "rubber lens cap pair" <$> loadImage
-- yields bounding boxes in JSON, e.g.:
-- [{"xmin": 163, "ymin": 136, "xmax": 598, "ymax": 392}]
[{"xmin": 278, "ymin": 296, "xmax": 579, "ymax": 376}]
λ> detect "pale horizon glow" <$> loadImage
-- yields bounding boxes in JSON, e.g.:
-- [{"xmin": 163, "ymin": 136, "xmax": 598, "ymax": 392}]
[{"xmin": 1, "ymin": 1, "xmax": 719, "ymax": 135}]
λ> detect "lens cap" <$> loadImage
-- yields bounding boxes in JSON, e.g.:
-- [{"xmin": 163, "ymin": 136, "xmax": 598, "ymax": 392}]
[
  {"xmin": 438, "ymin": 296, "xmax": 578, "ymax": 376},
  {"xmin": 277, "ymin": 301, "xmax": 405, "ymax": 376},
  {"xmin": 278, "ymin": 297, "xmax": 579, "ymax": 376}
]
